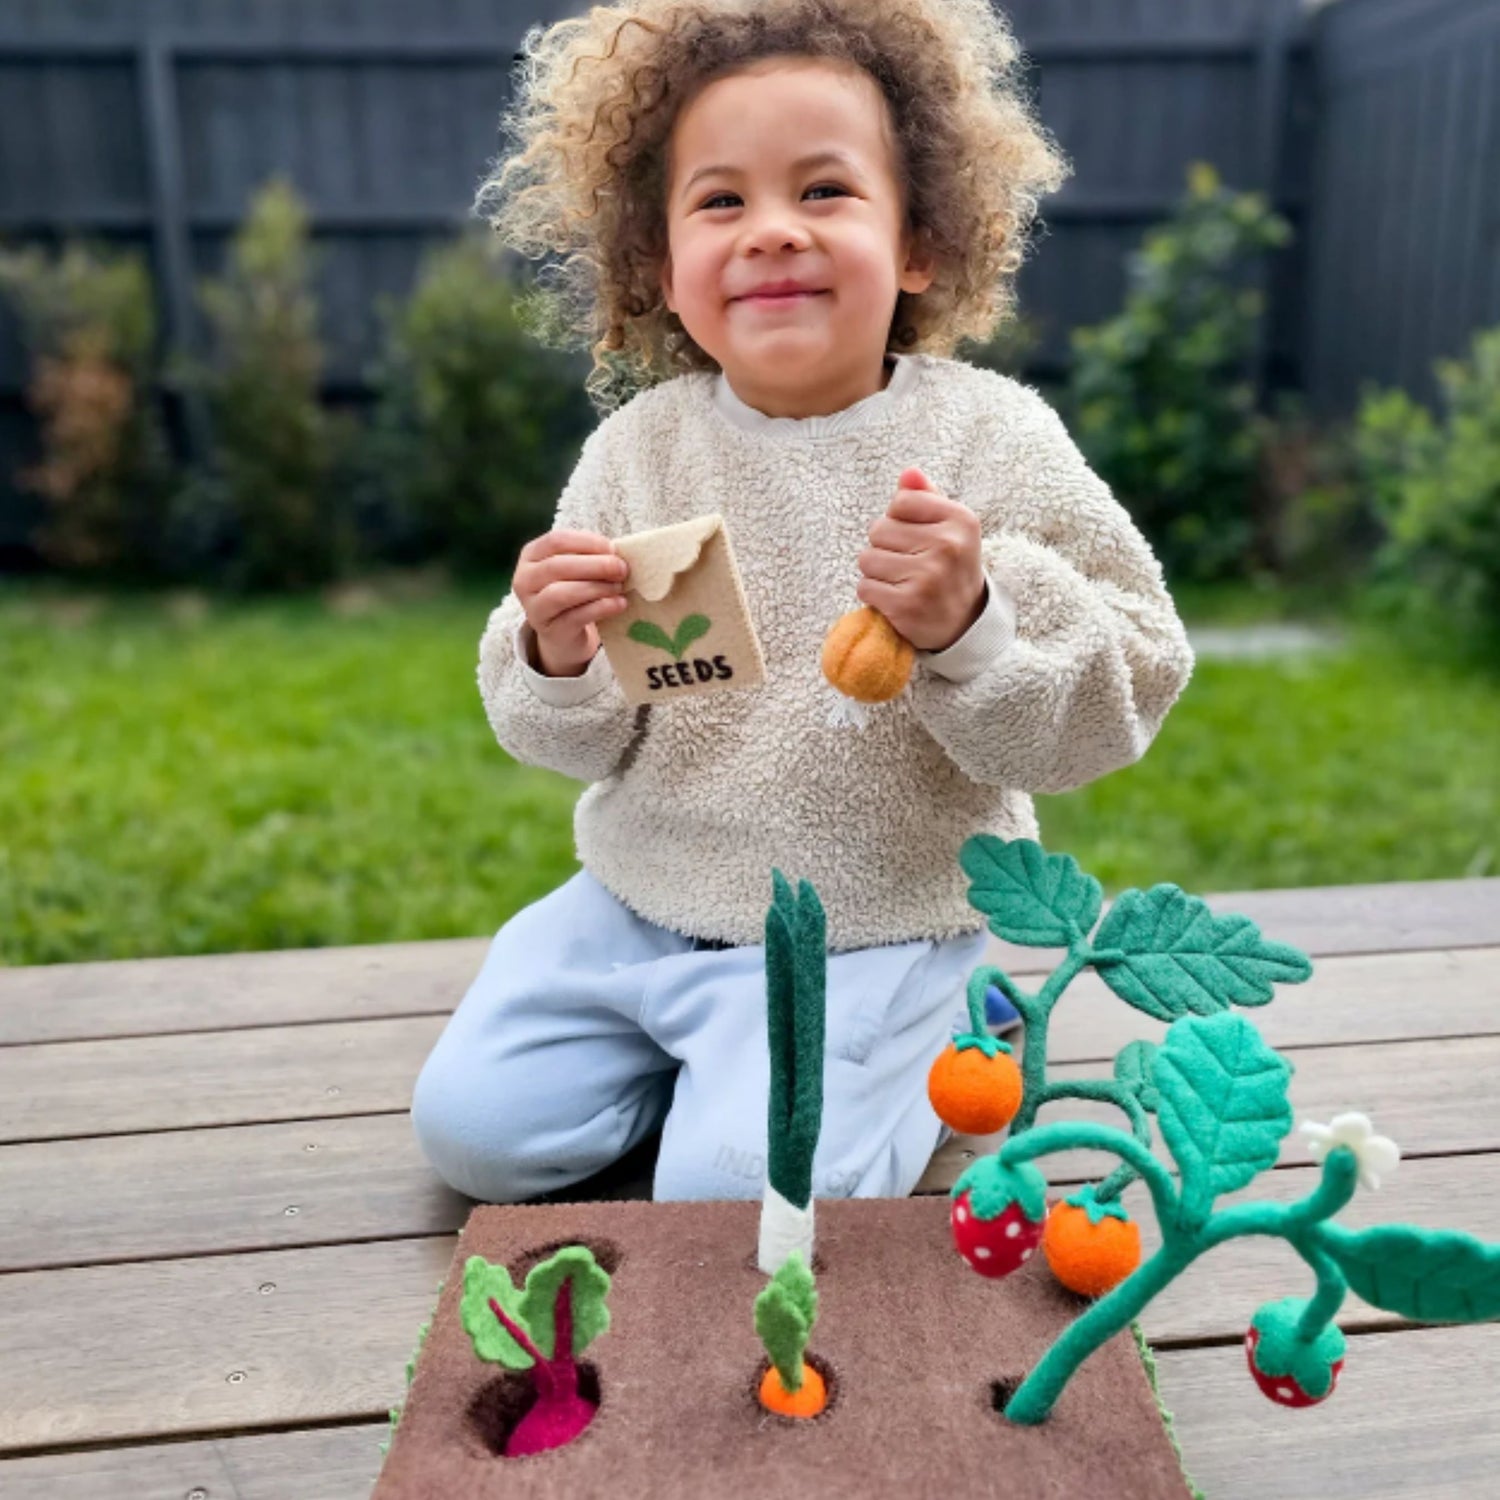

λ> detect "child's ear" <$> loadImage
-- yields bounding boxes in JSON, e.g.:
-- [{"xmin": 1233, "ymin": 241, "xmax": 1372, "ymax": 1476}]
[{"xmin": 899, "ymin": 228, "xmax": 936, "ymax": 296}]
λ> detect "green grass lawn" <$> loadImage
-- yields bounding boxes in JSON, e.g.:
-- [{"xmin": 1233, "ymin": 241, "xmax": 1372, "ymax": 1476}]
[{"xmin": 2, "ymin": 579, "xmax": 1496, "ymax": 965}]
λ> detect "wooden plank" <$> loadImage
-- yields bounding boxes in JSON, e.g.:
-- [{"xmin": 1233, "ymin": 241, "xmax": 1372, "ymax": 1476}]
[
  {"xmin": 0, "ymin": 1114, "xmax": 469, "ymax": 1272},
  {"xmin": 0, "ymin": 1115, "xmax": 658, "ymax": 1272},
  {"xmin": 4, "ymin": 880, "xmax": 1495, "ymax": 1047},
  {"xmin": 1159, "ymin": 1323, "xmax": 1500, "ymax": 1499},
  {"xmin": 0, "ymin": 1015, "xmax": 445, "ymax": 1143},
  {"xmin": 0, "ymin": 1237, "xmax": 455, "ymax": 1453},
  {"xmin": 920, "ymin": 1019, "xmax": 1500, "ymax": 1193},
  {"xmin": 1139, "ymin": 1152, "xmax": 1500, "ymax": 1345},
  {"xmin": 8, "ymin": 992, "xmax": 1500, "ymax": 1151},
  {"xmin": 0, "ymin": 936, "xmax": 487, "ymax": 1045},
  {"xmin": 0, "ymin": 1423, "xmax": 386, "ymax": 1500},
  {"xmin": 1045, "ymin": 945, "xmax": 1500, "ymax": 1065},
  {"xmin": 3, "ymin": 1154, "xmax": 1497, "ymax": 1455}
]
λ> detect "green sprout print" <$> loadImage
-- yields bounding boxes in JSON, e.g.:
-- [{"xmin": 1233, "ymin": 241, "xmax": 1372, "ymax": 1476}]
[
  {"xmin": 957, "ymin": 835, "xmax": 1313, "ymax": 1208},
  {"xmin": 954, "ymin": 1010, "xmax": 1500, "ymax": 1425},
  {"xmin": 627, "ymin": 613, "xmax": 712, "ymax": 658}
]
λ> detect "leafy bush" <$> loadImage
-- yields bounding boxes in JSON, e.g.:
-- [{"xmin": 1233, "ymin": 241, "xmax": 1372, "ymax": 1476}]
[
  {"xmin": 0, "ymin": 244, "xmax": 174, "ymax": 577},
  {"xmin": 368, "ymin": 236, "xmax": 594, "ymax": 570},
  {"xmin": 1068, "ymin": 164, "xmax": 1291, "ymax": 582},
  {"xmin": 1248, "ymin": 395, "xmax": 1382, "ymax": 592},
  {"xmin": 1354, "ymin": 325, "xmax": 1500, "ymax": 644},
  {"xmin": 179, "ymin": 178, "xmax": 352, "ymax": 589}
]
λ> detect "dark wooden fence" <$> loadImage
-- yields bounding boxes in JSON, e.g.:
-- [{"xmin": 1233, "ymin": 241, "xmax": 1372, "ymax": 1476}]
[{"xmin": 0, "ymin": 0, "xmax": 1495, "ymax": 552}]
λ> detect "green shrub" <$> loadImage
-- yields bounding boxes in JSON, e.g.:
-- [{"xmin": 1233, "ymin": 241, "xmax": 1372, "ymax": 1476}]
[
  {"xmin": 368, "ymin": 236, "xmax": 594, "ymax": 570},
  {"xmin": 0, "ymin": 244, "xmax": 174, "ymax": 577},
  {"xmin": 1249, "ymin": 395, "xmax": 1381, "ymax": 592},
  {"xmin": 179, "ymin": 178, "xmax": 352, "ymax": 589},
  {"xmin": 1354, "ymin": 325, "xmax": 1500, "ymax": 644},
  {"xmin": 1068, "ymin": 164, "xmax": 1291, "ymax": 582}
]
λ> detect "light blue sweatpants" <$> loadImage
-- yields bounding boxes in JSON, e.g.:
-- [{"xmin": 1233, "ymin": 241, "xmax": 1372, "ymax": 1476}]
[{"xmin": 411, "ymin": 869, "xmax": 988, "ymax": 1203}]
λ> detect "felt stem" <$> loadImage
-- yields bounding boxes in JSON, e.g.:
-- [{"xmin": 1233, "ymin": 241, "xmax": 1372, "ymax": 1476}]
[
  {"xmin": 1000, "ymin": 1120, "xmax": 1181, "ymax": 1232},
  {"xmin": 1199, "ymin": 1149, "xmax": 1360, "ymax": 1252},
  {"xmin": 1011, "ymin": 945, "xmax": 1091, "ymax": 1135},
  {"xmin": 1039, "ymin": 1081, "xmax": 1153, "ymax": 1205},
  {"xmin": 1293, "ymin": 1241, "xmax": 1350, "ymax": 1341},
  {"xmin": 1005, "ymin": 1239, "xmax": 1197, "ymax": 1425},
  {"xmin": 966, "ymin": 964, "xmax": 1038, "ymax": 1034},
  {"xmin": 489, "ymin": 1296, "xmax": 547, "ymax": 1372}
]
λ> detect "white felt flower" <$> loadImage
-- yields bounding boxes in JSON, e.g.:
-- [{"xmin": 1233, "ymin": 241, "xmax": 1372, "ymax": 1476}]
[{"xmin": 1300, "ymin": 1112, "xmax": 1401, "ymax": 1190}]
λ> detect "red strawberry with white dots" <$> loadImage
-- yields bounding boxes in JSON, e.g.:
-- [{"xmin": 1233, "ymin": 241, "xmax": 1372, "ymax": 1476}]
[
  {"xmin": 949, "ymin": 1156, "xmax": 1048, "ymax": 1279},
  {"xmin": 1245, "ymin": 1298, "xmax": 1347, "ymax": 1408},
  {"xmin": 951, "ymin": 1190, "xmax": 1043, "ymax": 1277}
]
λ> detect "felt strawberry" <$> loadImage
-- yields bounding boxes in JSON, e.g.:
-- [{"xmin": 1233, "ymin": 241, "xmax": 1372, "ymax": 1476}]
[
  {"xmin": 1245, "ymin": 1298, "xmax": 1346, "ymax": 1408},
  {"xmin": 950, "ymin": 1155, "xmax": 1047, "ymax": 1279}
]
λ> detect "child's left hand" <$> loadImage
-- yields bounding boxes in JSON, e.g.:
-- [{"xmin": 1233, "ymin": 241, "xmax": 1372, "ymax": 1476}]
[{"xmin": 856, "ymin": 467, "xmax": 987, "ymax": 652}]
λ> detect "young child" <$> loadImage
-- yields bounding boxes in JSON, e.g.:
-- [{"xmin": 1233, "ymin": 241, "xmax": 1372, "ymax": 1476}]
[{"xmin": 412, "ymin": 0, "xmax": 1195, "ymax": 1205}]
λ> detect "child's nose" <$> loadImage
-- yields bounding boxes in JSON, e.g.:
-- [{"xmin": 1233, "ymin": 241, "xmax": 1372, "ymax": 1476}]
[{"xmin": 742, "ymin": 212, "xmax": 813, "ymax": 256}]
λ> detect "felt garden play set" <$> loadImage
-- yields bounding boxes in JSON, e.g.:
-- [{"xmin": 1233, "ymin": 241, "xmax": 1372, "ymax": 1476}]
[{"xmin": 376, "ymin": 836, "xmax": 1500, "ymax": 1498}]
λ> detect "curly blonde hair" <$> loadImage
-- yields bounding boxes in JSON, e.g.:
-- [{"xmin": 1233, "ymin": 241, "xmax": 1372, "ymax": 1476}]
[{"xmin": 477, "ymin": 0, "xmax": 1069, "ymax": 410}]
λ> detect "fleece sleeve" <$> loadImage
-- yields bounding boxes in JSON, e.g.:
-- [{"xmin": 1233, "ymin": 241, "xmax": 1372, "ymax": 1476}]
[
  {"xmin": 475, "ymin": 421, "xmax": 645, "ymax": 784},
  {"xmin": 907, "ymin": 387, "xmax": 1195, "ymax": 794}
]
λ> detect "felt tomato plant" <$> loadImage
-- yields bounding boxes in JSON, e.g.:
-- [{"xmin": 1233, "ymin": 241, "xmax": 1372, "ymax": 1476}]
[
  {"xmin": 943, "ymin": 836, "xmax": 1313, "ymax": 1261},
  {"xmin": 460, "ymin": 1245, "xmax": 612, "ymax": 1456},
  {"xmin": 973, "ymin": 1011, "xmax": 1500, "ymax": 1426}
]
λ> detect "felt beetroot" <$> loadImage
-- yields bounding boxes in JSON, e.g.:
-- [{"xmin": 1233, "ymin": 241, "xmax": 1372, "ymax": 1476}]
[
  {"xmin": 460, "ymin": 1246, "xmax": 611, "ymax": 1457},
  {"xmin": 1246, "ymin": 1298, "xmax": 1347, "ymax": 1408},
  {"xmin": 949, "ymin": 1156, "xmax": 1046, "ymax": 1278}
]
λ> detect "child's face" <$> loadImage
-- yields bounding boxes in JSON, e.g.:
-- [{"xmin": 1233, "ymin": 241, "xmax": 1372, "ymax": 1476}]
[{"xmin": 661, "ymin": 56, "xmax": 934, "ymax": 417}]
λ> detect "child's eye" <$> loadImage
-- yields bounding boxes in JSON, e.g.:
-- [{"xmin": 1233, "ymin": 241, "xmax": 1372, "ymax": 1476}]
[{"xmin": 697, "ymin": 184, "xmax": 849, "ymax": 211}]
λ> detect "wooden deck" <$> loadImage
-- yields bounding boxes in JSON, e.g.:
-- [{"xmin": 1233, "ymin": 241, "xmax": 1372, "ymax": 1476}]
[{"xmin": 2, "ymin": 877, "xmax": 1498, "ymax": 1499}]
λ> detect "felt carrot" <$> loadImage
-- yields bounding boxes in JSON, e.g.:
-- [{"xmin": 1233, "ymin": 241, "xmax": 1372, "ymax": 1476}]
[{"xmin": 755, "ymin": 1251, "xmax": 827, "ymax": 1419}]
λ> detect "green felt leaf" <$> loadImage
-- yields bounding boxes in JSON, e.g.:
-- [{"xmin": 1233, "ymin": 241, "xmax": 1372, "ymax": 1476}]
[
  {"xmin": 670, "ymin": 613, "xmax": 711, "ymax": 656},
  {"xmin": 1320, "ymin": 1223, "xmax": 1500, "ymax": 1323},
  {"xmin": 459, "ymin": 1248, "xmax": 611, "ymax": 1368},
  {"xmin": 1092, "ymin": 886, "xmax": 1313, "ymax": 1022},
  {"xmin": 755, "ymin": 1254, "xmax": 818, "ymax": 1390},
  {"xmin": 958, "ymin": 836, "xmax": 1102, "ymax": 947},
  {"xmin": 765, "ymin": 871, "xmax": 826, "ymax": 1211},
  {"xmin": 518, "ymin": 1246, "xmax": 612, "ymax": 1359},
  {"xmin": 1152, "ymin": 1014, "xmax": 1293, "ymax": 1221},
  {"xmin": 1113, "ymin": 1040, "xmax": 1161, "ymax": 1113},
  {"xmin": 460, "ymin": 1256, "xmax": 532, "ymax": 1369},
  {"xmin": 626, "ymin": 619, "xmax": 677, "ymax": 655}
]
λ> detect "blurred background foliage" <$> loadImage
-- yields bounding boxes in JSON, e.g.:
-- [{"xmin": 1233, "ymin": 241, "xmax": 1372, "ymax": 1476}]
[{"xmin": 2, "ymin": 170, "xmax": 1496, "ymax": 965}]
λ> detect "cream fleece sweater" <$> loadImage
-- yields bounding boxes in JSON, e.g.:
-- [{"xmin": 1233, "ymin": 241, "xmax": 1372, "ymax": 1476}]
[{"xmin": 478, "ymin": 352, "xmax": 1195, "ymax": 951}]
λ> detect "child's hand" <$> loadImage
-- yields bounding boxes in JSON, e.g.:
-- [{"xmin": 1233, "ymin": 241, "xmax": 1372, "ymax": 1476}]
[
  {"xmin": 514, "ymin": 529, "xmax": 631, "ymax": 676},
  {"xmin": 856, "ymin": 468, "xmax": 986, "ymax": 652}
]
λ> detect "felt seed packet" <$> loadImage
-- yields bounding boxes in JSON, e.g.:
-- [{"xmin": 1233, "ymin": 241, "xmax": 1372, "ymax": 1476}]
[{"xmin": 597, "ymin": 513, "xmax": 766, "ymax": 705}]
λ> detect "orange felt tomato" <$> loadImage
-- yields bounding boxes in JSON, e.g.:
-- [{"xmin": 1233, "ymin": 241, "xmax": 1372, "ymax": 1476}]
[
  {"xmin": 927, "ymin": 1041, "xmax": 1023, "ymax": 1135},
  {"xmin": 1042, "ymin": 1198, "xmax": 1142, "ymax": 1298}
]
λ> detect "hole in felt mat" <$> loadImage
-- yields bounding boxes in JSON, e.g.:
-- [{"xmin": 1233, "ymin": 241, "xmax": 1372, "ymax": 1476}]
[
  {"xmin": 751, "ymin": 1351, "xmax": 840, "ymax": 1423},
  {"xmin": 468, "ymin": 1362, "xmax": 602, "ymax": 1458},
  {"xmin": 989, "ymin": 1377, "xmax": 1024, "ymax": 1414},
  {"xmin": 512, "ymin": 1238, "xmax": 623, "ymax": 1280}
]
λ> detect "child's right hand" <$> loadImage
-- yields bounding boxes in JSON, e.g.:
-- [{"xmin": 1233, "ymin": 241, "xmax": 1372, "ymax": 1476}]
[{"xmin": 513, "ymin": 529, "xmax": 631, "ymax": 677}]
